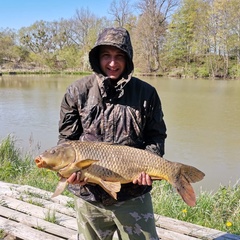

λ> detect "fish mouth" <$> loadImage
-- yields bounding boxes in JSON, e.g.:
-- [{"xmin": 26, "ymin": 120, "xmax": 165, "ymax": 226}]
[{"xmin": 35, "ymin": 156, "xmax": 45, "ymax": 168}]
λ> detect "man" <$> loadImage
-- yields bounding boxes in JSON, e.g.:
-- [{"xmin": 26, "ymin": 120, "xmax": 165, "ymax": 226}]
[{"xmin": 58, "ymin": 27, "xmax": 167, "ymax": 240}]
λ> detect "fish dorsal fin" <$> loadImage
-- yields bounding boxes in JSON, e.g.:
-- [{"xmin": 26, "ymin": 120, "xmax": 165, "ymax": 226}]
[
  {"xmin": 98, "ymin": 179, "xmax": 121, "ymax": 200},
  {"xmin": 75, "ymin": 159, "xmax": 99, "ymax": 169},
  {"xmin": 51, "ymin": 177, "xmax": 68, "ymax": 198}
]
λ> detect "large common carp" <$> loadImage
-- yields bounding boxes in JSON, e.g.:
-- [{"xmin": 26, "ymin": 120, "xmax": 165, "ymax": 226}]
[{"xmin": 35, "ymin": 141, "xmax": 205, "ymax": 206}]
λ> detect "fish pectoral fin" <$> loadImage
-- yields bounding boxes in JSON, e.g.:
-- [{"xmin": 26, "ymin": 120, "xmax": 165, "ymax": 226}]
[
  {"xmin": 99, "ymin": 180, "xmax": 121, "ymax": 200},
  {"xmin": 51, "ymin": 177, "xmax": 68, "ymax": 198},
  {"xmin": 75, "ymin": 159, "xmax": 99, "ymax": 169}
]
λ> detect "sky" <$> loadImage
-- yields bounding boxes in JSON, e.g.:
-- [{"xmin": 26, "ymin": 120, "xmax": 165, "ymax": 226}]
[{"xmin": 0, "ymin": 0, "xmax": 115, "ymax": 30}]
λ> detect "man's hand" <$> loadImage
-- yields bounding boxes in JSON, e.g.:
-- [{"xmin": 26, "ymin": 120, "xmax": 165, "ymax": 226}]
[
  {"xmin": 133, "ymin": 172, "xmax": 152, "ymax": 186},
  {"xmin": 67, "ymin": 172, "xmax": 88, "ymax": 185}
]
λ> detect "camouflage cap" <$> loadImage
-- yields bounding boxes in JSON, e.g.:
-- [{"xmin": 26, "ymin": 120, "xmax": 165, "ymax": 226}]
[{"xmin": 89, "ymin": 27, "xmax": 134, "ymax": 76}]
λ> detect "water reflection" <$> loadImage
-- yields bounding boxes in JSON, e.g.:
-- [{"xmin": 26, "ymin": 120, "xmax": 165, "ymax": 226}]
[{"xmin": 0, "ymin": 74, "xmax": 239, "ymax": 192}]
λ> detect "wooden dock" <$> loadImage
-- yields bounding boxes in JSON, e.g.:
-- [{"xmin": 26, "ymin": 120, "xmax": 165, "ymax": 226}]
[{"xmin": 0, "ymin": 181, "xmax": 239, "ymax": 240}]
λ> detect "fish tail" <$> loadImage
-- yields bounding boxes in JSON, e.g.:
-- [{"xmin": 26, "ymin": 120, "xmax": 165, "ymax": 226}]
[
  {"xmin": 174, "ymin": 174, "xmax": 196, "ymax": 206},
  {"xmin": 174, "ymin": 165, "xmax": 205, "ymax": 207},
  {"xmin": 181, "ymin": 165, "xmax": 205, "ymax": 183}
]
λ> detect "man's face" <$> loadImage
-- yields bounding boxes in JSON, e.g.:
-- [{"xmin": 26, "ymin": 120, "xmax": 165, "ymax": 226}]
[{"xmin": 99, "ymin": 46, "xmax": 126, "ymax": 80}]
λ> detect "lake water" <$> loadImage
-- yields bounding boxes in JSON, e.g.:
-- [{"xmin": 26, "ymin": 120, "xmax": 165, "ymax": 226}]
[{"xmin": 0, "ymin": 74, "xmax": 239, "ymax": 193}]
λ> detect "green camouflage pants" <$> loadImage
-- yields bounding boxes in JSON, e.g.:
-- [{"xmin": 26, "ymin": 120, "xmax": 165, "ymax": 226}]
[{"xmin": 75, "ymin": 193, "xmax": 159, "ymax": 240}]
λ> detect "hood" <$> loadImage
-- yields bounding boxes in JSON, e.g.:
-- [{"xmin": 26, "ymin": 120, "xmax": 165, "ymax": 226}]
[{"xmin": 89, "ymin": 27, "xmax": 134, "ymax": 79}]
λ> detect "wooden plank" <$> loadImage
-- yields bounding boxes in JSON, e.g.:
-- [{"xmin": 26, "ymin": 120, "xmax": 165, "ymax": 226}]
[
  {"xmin": 155, "ymin": 214, "xmax": 240, "ymax": 240},
  {"xmin": 14, "ymin": 184, "xmax": 74, "ymax": 206},
  {"xmin": 0, "ymin": 181, "xmax": 76, "ymax": 216},
  {"xmin": 0, "ymin": 181, "xmax": 73, "ymax": 206},
  {"xmin": 0, "ymin": 217, "xmax": 65, "ymax": 240},
  {"xmin": 156, "ymin": 227, "xmax": 199, "ymax": 240},
  {"xmin": 6, "ymin": 193, "xmax": 76, "ymax": 217},
  {"xmin": 0, "ymin": 205, "xmax": 77, "ymax": 239},
  {"xmin": 1, "ymin": 195, "xmax": 77, "ymax": 231}
]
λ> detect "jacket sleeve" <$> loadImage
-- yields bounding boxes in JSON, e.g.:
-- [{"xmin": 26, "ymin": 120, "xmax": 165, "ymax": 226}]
[
  {"xmin": 58, "ymin": 86, "xmax": 82, "ymax": 144},
  {"xmin": 144, "ymin": 89, "xmax": 167, "ymax": 157}
]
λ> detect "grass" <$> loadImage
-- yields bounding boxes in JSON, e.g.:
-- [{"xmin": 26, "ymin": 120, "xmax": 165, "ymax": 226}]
[
  {"xmin": 44, "ymin": 209, "xmax": 58, "ymax": 224},
  {"xmin": 151, "ymin": 181, "xmax": 240, "ymax": 235},
  {"xmin": 0, "ymin": 135, "xmax": 239, "ymax": 235},
  {"xmin": 0, "ymin": 229, "xmax": 5, "ymax": 239},
  {"xmin": 0, "ymin": 134, "xmax": 69, "ymax": 195}
]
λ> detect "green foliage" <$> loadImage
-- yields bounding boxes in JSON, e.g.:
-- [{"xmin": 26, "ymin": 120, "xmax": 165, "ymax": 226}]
[
  {"xmin": 0, "ymin": 135, "xmax": 33, "ymax": 180},
  {"xmin": 152, "ymin": 181, "xmax": 240, "ymax": 235},
  {"xmin": 45, "ymin": 209, "xmax": 58, "ymax": 224},
  {"xmin": 0, "ymin": 135, "xmax": 73, "ymax": 195},
  {"xmin": 65, "ymin": 200, "xmax": 75, "ymax": 209},
  {"xmin": 229, "ymin": 65, "xmax": 240, "ymax": 78},
  {"xmin": 0, "ymin": 29, "xmax": 16, "ymax": 62},
  {"xmin": 195, "ymin": 66, "xmax": 210, "ymax": 78},
  {"xmin": 57, "ymin": 45, "xmax": 81, "ymax": 69},
  {"xmin": 0, "ymin": 229, "xmax": 5, "ymax": 239},
  {"xmin": 0, "ymin": 135, "xmax": 58, "ymax": 192}
]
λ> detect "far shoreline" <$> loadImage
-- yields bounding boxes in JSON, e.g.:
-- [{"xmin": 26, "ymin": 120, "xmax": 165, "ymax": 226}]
[{"xmin": 1, "ymin": 69, "xmax": 239, "ymax": 80}]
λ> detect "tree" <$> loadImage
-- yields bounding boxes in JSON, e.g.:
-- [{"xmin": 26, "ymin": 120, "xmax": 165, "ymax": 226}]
[
  {"xmin": 212, "ymin": 0, "xmax": 240, "ymax": 76},
  {"xmin": 134, "ymin": 0, "xmax": 179, "ymax": 73},
  {"xmin": 66, "ymin": 7, "xmax": 109, "ymax": 71},
  {"xmin": 228, "ymin": 0, "xmax": 240, "ymax": 65},
  {"xmin": 200, "ymin": 0, "xmax": 240, "ymax": 78},
  {"xmin": 108, "ymin": 0, "xmax": 133, "ymax": 28},
  {"xmin": 170, "ymin": 0, "xmax": 208, "ymax": 60},
  {"xmin": 0, "ymin": 29, "xmax": 20, "ymax": 68}
]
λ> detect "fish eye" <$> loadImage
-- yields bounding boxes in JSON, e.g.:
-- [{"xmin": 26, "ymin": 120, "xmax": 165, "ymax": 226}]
[{"xmin": 50, "ymin": 149, "xmax": 56, "ymax": 154}]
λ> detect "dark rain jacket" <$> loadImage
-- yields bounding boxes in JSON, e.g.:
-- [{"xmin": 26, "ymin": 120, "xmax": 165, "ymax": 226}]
[{"xmin": 58, "ymin": 27, "xmax": 167, "ymax": 205}]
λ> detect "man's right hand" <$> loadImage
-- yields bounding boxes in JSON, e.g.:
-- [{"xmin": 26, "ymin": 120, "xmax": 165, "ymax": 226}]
[{"xmin": 67, "ymin": 172, "xmax": 88, "ymax": 185}]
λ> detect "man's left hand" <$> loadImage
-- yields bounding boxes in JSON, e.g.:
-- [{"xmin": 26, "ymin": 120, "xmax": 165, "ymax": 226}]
[{"xmin": 133, "ymin": 172, "xmax": 152, "ymax": 186}]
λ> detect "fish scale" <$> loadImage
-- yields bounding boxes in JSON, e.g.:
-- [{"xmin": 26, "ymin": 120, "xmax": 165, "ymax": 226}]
[
  {"xmin": 35, "ymin": 141, "xmax": 205, "ymax": 206},
  {"xmin": 71, "ymin": 141, "xmax": 177, "ymax": 182}
]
